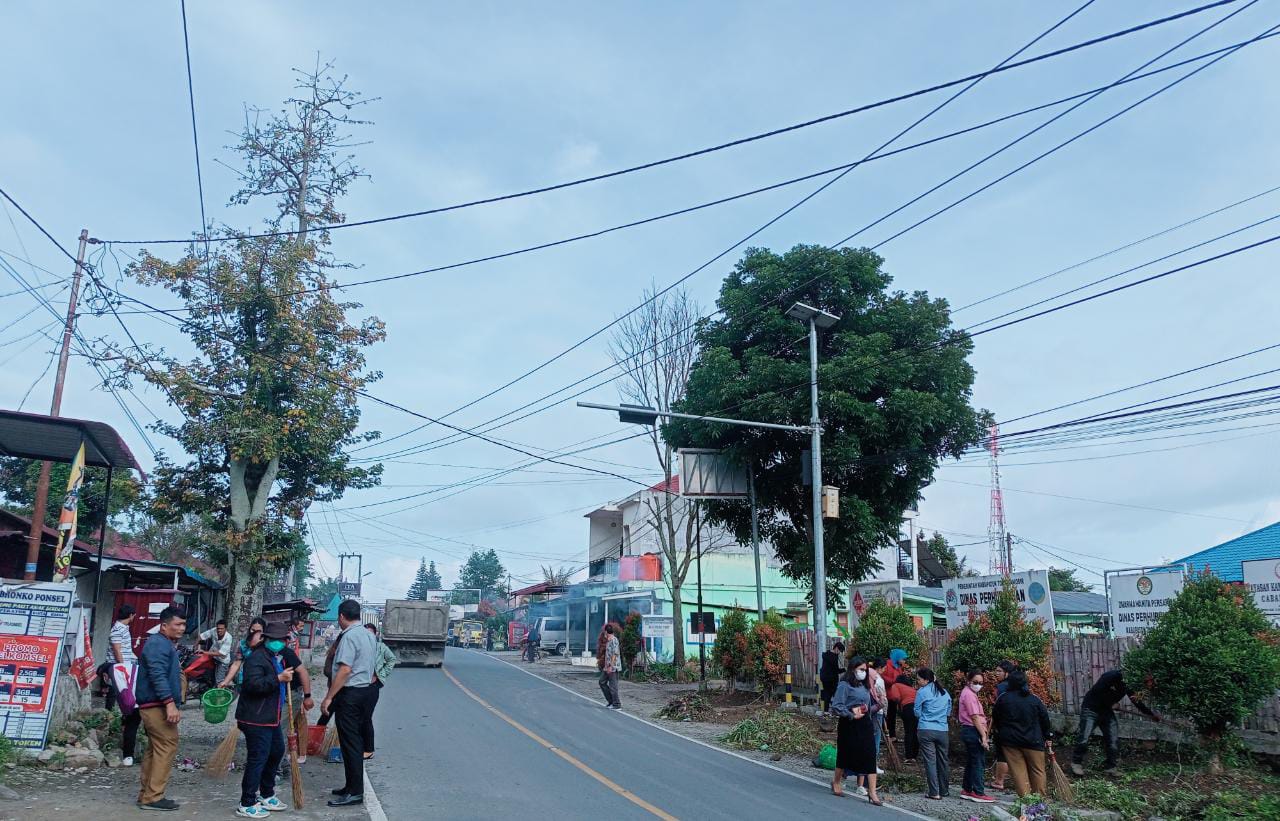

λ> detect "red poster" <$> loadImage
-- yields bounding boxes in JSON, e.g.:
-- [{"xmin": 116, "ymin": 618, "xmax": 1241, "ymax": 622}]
[
  {"xmin": 0, "ymin": 635, "xmax": 62, "ymax": 713},
  {"xmin": 70, "ymin": 615, "xmax": 95, "ymax": 690}
]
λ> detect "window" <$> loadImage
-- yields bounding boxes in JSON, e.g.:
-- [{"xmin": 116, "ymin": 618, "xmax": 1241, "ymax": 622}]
[{"xmin": 544, "ymin": 619, "xmax": 566, "ymax": 632}]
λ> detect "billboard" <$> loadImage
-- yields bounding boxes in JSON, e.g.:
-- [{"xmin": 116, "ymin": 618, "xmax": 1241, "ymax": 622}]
[
  {"xmin": 848, "ymin": 580, "xmax": 904, "ymax": 630},
  {"xmin": 1243, "ymin": 558, "xmax": 1280, "ymax": 628},
  {"xmin": 0, "ymin": 582, "xmax": 73, "ymax": 750},
  {"xmin": 1107, "ymin": 569, "xmax": 1185, "ymax": 638},
  {"xmin": 678, "ymin": 449, "xmax": 749, "ymax": 499},
  {"xmin": 943, "ymin": 570, "xmax": 1053, "ymax": 629}
]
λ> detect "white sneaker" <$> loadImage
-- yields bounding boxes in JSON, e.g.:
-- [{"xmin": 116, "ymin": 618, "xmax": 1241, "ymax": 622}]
[
  {"xmin": 258, "ymin": 796, "xmax": 288, "ymax": 812},
  {"xmin": 856, "ymin": 786, "xmax": 868, "ymax": 797},
  {"xmin": 236, "ymin": 806, "xmax": 270, "ymax": 818},
  {"xmin": 876, "ymin": 767, "xmax": 885, "ymax": 775},
  {"xmin": 121, "ymin": 756, "xmax": 134, "ymax": 767}
]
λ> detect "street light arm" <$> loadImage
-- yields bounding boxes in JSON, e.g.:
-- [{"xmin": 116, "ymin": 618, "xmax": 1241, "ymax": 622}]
[{"xmin": 576, "ymin": 401, "xmax": 813, "ymax": 433}]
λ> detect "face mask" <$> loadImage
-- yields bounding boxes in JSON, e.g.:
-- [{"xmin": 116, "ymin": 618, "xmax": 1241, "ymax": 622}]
[
  {"xmin": 970, "ymin": 683, "xmax": 983, "ymax": 692},
  {"xmin": 265, "ymin": 640, "xmax": 285, "ymax": 654},
  {"xmin": 855, "ymin": 669, "xmax": 867, "ymax": 681}
]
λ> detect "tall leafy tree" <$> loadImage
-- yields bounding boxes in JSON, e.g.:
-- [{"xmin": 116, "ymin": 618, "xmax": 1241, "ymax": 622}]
[
  {"xmin": 1047, "ymin": 566, "xmax": 1093, "ymax": 592},
  {"xmin": 0, "ymin": 457, "xmax": 142, "ymax": 532},
  {"xmin": 665, "ymin": 245, "xmax": 987, "ymax": 601},
  {"xmin": 459, "ymin": 549, "xmax": 505, "ymax": 595},
  {"xmin": 106, "ymin": 62, "xmax": 383, "ymax": 632},
  {"xmin": 919, "ymin": 531, "xmax": 972, "ymax": 585}
]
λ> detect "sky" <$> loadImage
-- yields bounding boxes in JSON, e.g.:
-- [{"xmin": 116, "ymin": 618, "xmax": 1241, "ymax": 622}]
[{"xmin": 2, "ymin": 1, "xmax": 1279, "ymax": 601}]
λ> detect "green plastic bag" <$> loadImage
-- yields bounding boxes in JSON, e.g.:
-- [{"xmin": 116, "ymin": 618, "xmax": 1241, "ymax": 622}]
[{"xmin": 815, "ymin": 743, "xmax": 837, "ymax": 770}]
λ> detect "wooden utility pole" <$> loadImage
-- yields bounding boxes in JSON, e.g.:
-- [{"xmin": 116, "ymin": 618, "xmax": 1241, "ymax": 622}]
[{"xmin": 23, "ymin": 229, "xmax": 90, "ymax": 581}]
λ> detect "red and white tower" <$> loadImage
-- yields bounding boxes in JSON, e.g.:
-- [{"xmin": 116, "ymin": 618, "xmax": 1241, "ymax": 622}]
[{"xmin": 987, "ymin": 423, "xmax": 1011, "ymax": 576}]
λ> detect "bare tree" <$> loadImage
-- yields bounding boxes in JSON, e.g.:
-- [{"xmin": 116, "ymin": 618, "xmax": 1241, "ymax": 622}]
[
  {"xmin": 608, "ymin": 285, "xmax": 725, "ymax": 666},
  {"xmin": 540, "ymin": 565, "xmax": 575, "ymax": 586}
]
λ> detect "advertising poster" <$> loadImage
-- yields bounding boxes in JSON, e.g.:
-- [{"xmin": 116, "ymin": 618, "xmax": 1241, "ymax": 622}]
[
  {"xmin": 1108, "ymin": 569, "xmax": 1185, "ymax": 638},
  {"xmin": 943, "ymin": 570, "xmax": 1054, "ymax": 629},
  {"xmin": 848, "ymin": 580, "xmax": 904, "ymax": 630},
  {"xmin": 0, "ymin": 583, "xmax": 74, "ymax": 750},
  {"xmin": 1242, "ymin": 558, "xmax": 1280, "ymax": 628}
]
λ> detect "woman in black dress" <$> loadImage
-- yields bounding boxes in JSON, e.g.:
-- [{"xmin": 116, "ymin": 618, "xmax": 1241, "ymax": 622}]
[
  {"xmin": 830, "ymin": 655, "xmax": 882, "ymax": 805},
  {"xmin": 819, "ymin": 640, "xmax": 845, "ymax": 714}
]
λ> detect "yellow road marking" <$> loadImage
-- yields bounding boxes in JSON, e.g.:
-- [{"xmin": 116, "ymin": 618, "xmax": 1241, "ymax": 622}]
[{"xmin": 442, "ymin": 666, "xmax": 679, "ymax": 820}]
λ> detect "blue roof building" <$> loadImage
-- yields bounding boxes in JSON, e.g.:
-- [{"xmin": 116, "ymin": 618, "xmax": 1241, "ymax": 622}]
[{"xmin": 1174, "ymin": 521, "xmax": 1280, "ymax": 582}]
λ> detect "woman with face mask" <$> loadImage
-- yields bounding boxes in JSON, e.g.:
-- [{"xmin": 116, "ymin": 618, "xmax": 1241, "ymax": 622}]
[
  {"xmin": 958, "ymin": 668, "xmax": 996, "ymax": 804},
  {"xmin": 828, "ymin": 656, "xmax": 882, "ymax": 805},
  {"xmin": 914, "ymin": 667, "xmax": 952, "ymax": 800},
  {"xmin": 233, "ymin": 622, "xmax": 295, "ymax": 818}
]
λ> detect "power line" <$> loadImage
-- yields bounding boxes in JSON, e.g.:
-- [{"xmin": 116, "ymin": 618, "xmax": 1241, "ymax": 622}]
[
  {"xmin": 178, "ymin": 0, "xmax": 210, "ymax": 257},
  {"xmin": 99, "ymin": 0, "xmax": 1235, "ymax": 246},
  {"xmin": 938, "ymin": 478, "xmax": 1249, "ymax": 523}
]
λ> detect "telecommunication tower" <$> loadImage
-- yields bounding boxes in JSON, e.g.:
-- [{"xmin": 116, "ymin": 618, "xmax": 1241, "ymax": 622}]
[{"xmin": 987, "ymin": 423, "xmax": 1011, "ymax": 576}]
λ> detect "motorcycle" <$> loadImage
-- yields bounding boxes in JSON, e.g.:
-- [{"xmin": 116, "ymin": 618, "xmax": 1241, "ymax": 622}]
[{"xmin": 177, "ymin": 645, "xmax": 218, "ymax": 703}]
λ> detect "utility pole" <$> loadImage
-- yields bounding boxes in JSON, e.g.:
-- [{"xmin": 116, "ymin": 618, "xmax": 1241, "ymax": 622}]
[
  {"xmin": 24, "ymin": 229, "xmax": 90, "ymax": 581},
  {"xmin": 1006, "ymin": 532, "xmax": 1015, "ymax": 576}
]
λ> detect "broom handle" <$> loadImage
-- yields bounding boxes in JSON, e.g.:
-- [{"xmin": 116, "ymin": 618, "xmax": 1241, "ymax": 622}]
[{"xmin": 286, "ymin": 680, "xmax": 296, "ymax": 735}]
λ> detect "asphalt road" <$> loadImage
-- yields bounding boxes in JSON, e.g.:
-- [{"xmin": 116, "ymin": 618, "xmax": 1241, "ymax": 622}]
[{"xmin": 367, "ymin": 649, "xmax": 908, "ymax": 821}]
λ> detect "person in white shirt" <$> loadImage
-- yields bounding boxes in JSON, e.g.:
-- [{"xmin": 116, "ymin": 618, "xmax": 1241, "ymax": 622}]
[
  {"xmin": 199, "ymin": 619, "xmax": 234, "ymax": 685},
  {"xmin": 106, "ymin": 604, "xmax": 141, "ymax": 767}
]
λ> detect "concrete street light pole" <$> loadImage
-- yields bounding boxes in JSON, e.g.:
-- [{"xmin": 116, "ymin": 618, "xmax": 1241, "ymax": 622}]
[{"xmin": 787, "ymin": 302, "xmax": 840, "ymax": 656}]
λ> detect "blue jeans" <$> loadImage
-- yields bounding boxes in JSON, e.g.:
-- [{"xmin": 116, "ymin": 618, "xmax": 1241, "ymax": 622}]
[
  {"xmin": 239, "ymin": 722, "xmax": 285, "ymax": 808},
  {"xmin": 960, "ymin": 725, "xmax": 987, "ymax": 795}
]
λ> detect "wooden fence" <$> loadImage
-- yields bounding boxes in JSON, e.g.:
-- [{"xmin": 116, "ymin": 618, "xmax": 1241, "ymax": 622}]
[{"xmin": 787, "ymin": 629, "xmax": 818, "ymax": 692}]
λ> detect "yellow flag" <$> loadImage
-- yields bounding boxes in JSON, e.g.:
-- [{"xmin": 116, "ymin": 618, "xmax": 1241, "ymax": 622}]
[{"xmin": 51, "ymin": 442, "xmax": 86, "ymax": 583}]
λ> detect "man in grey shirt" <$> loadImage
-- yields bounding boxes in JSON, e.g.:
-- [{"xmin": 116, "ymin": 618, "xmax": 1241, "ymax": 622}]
[{"xmin": 321, "ymin": 600, "xmax": 377, "ymax": 807}]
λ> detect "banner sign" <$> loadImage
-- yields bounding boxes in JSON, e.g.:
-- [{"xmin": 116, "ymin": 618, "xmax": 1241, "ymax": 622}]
[
  {"xmin": 943, "ymin": 570, "xmax": 1053, "ymax": 629},
  {"xmin": 848, "ymin": 580, "xmax": 904, "ymax": 629},
  {"xmin": 641, "ymin": 614, "xmax": 674, "ymax": 641},
  {"xmin": 0, "ymin": 581, "xmax": 73, "ymax": 751},
  {"xmin": 1108, "ymin": 570, "xmax": 1185, "ymax": 638},
  {"xmin": 1243, "ymin": 557, "xmax": 1280, "ymax": 628},
  {"xmin": 51, "ymin": 443, "xmax": 86, "ymax": 584},
  {"xmin": 686, "ymin": 612, "xmax": 718, "ymax": 645},
  {"xmin": 70, "ymin": 612, "xmax": 95, "ymax": 690}
]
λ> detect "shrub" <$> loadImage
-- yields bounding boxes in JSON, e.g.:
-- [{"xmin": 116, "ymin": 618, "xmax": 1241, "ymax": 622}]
[
  {"xmin": 656, "ymin": 693, "xmax": 713, "ymax": 722},
  {"xmin": 850, "ymin": 599, "xmax": 925, "ymax": 663},
  {"xmin": 748, "ymin": 610, "xmax": 789, "ymax": 695},
  {"xmin": 1124, "ymin": 572, "xmax": 1280, "ymax": 771},
  {"xmin": 941, "ymin": 579, "xmax": 1055, "ymax": 705},
  {"xmin": 712, "ymin": 609, "xmax": 752, "ymax": 690},
  {"xmin": 620, "ymin": 611, "xmax": 643, "ymax": 676}
]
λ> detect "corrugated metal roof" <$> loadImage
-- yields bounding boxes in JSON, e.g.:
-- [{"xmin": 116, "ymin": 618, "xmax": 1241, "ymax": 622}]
[
  {"xmin": 1175, "ymin": 520, "xmax": 1280, "ymax": 582},
  {"xmin": 0, "ymin": 409, "xmax": 142, "ymax": 471}
]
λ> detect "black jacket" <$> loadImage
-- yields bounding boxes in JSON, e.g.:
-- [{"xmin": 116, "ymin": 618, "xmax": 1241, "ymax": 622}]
[
  {"xmin": 819, "ymin": 650, "xmax": 844, "ymax": 684},
  {"xmin": 993, "ymin": 690, "xmax": 1051, "ymax": 751},
  {"xmin": 235, "ymin": 645, "xmax": 283, "ymax": 727}
]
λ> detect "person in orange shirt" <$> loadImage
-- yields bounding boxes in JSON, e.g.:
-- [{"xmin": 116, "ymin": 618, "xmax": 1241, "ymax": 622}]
[
  {"xmin": 883, "ymin": 648, "xmax": 906, "ymax": 738},
  {"xmin": 888, "ymin": 670, "xmax": 919, "ymax": 761}
]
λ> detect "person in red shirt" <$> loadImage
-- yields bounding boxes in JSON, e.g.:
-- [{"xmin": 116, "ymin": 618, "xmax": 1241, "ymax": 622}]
[
  {"xmin": 883, "ymin": 648, "xmax": 906, "ymax": 738},
  {"xmin": 888, "ymin": 670, "xmax": 919, "ymax": 761}
]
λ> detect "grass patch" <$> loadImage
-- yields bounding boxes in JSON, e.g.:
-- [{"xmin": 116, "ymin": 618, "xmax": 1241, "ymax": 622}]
[{"xmin": 720, "ymin": 710, "xmax": 821, "ymax": 756}]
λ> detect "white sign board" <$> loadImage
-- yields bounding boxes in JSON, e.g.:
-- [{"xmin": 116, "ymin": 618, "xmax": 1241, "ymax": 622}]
[
  {"xmin": 642, "ymin": 614, "xmax": 674, "ymax": 641},
  {"xmin": 943, "ymin": 570, "xmax": 1053, "ymax": 629},
  {"xmin": 1108, "ymin": 570, "xmax": 1185, "ymax": 638},
  {"xmin": 848, "ymin": 580, "xmax": 904, "ymax": 629},
  {"xmin": 0, "ymin": 582, "xmax": 74, "ymax": 751},
  {"xmin": 1243, "ymin": 558, "xmax": 1280, "ymax": 628},
  {"xmin": 679, "ymin": 449, "xmax": 749, "ymax": 499}
]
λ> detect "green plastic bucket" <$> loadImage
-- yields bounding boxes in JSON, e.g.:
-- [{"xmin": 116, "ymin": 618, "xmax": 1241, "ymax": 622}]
[{"xmin": 201, "ymin": 688, "xmax": 234, "ymax": 724}]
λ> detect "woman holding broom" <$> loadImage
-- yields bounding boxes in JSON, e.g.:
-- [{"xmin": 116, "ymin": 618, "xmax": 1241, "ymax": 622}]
[{"xmin": 234, "ymin": 622, "xmax": 295, "ymax": 818}]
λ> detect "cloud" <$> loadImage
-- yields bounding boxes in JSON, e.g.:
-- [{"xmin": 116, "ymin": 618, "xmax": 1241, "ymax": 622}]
[{"xmin": 554, "ymin": 141, "xmax": 602, "ymax": 176}]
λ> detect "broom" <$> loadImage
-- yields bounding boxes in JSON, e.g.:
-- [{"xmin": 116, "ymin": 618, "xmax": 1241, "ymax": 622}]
[
  {"xmin": 206, "ymin": 723, "xmax": 240, "ymax": 779},
  {"xmin": 1046, "ymin": 741, "xmax": 1075, "ymax": 804},
  {"xmin": 285, "ymin": 681, "xmax": 305, "ymax": 809},
  {"xmin": 294, "ymin": 701, "xmax": 309, "ymax": 764},
  {"xmin": 881, "ymin": 726, "xmax": 903, "ymax": 773}
]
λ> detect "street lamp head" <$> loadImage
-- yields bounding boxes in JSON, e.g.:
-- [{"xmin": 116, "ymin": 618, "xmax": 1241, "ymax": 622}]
[{"xmin": 786, "ymin": 302, "xmax": 840, "ymax": 329}]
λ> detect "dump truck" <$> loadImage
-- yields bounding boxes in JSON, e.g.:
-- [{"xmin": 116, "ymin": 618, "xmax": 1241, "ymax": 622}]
[{"xmin": 382, "ymin": 599, "xmax": 449, "ymax": 667}]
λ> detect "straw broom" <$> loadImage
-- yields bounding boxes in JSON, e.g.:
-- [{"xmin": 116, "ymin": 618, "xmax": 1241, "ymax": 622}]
[
  {"xmin": 881, "ymin": 728, "xmax": 902, "ymax": 773},
  {"xmin": 294, "ymin": 701, "xmax": 309, "ymax": 764},
  {"xmin": 318, "ymin": 710, "xmax": 337, "ymax": 759},
  {"xmin": 285, "ymin": 682, "xmax": 305, "ymax": 809},
  {"xmin": 206, "ymin": 723, "xmax": 240, "ymax": 779},
  {"xmin": 1046, "ymin": 741, "xmax": 1075, "ymax": 803}
]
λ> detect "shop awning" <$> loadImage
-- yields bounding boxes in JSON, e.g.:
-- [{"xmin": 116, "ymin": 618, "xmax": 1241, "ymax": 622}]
[{"xmin": 0, "ymin": 409, "xmax": 143, "ymax": 472}]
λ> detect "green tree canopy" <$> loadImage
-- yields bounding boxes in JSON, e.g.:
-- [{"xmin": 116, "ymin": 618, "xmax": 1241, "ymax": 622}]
[
  {"xmin": 1124, "ymin": 573, "xmax": 1280, "ymax": 769},
  {"xmin": 920, "ymin": 531, "xmax": 972, "ymax": 585},
  {"xmin": 459, "ymin": 549, "xmax": 505, "ymax": 595},
  {"xmin": 0, "ymin": 457, "xmax": 142, "ymax": 532},
  {"xmin": 407, "ymin": 558, "xmax": 442, "ymax": 600},
  {"xmin": 424, "ymin": 560, "xmax": 443, "ymax": 589},
  {"xmin": 850, "ymin": 599, "xmax": 925, "ymax": 664},
  {"xmin": 664, "ymin": 245, "xmax": 987, "ymax": 599},
  {"xmin": 1047, "ymin": 566, "xmax": 1092, "ymax": 592}
]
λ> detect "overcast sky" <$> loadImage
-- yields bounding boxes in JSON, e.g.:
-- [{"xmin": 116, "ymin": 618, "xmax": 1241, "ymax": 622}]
[{"xmin": 3, "ymin": 1, "xmax": 1279, "ymax": 599}]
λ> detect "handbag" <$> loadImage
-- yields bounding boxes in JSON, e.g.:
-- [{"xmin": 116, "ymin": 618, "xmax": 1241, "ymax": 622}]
[{"xmin": 110, "ymin": 662, "xmax": 138, "ymax": 715}]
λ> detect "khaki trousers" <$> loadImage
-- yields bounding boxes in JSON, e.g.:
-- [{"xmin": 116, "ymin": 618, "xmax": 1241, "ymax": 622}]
[
  {"xmin": 1004, "ymin": 746, "xmax": 1047, "ymax": 798},
  {"xmin": 138, "ymin": 707, "xmax": 180, "ymax": 805}
]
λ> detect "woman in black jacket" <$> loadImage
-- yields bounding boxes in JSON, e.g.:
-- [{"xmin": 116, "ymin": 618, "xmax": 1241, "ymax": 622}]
[
  {"xmin": 819, "ymin": 641, "xmax": 845, "ymax": 714},
  {"xmin": 234, "ymin": 623, "xmax": 295, "ymax": 818},
  {"xmin": 991, "ymin": 669, "xmax": 1052, "ymax": 798}
]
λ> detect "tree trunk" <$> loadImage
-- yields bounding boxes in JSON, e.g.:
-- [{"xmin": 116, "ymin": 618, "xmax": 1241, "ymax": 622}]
[
  {"xmin": 671, "ymin": 586, "xmax": 685, "ymax": 667},
  {"xmin": 226, "ymin": 554, "xmax": 267, "ymax": 637},
  {"xmin": 224, "ymin": 454, "xmax": 280, "ymax": 635}
]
